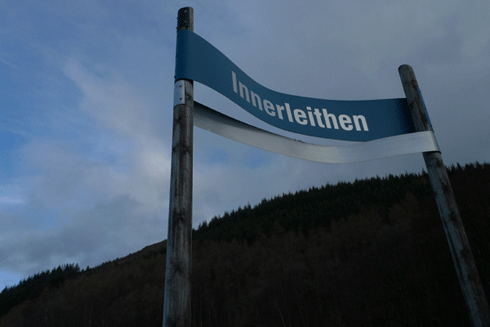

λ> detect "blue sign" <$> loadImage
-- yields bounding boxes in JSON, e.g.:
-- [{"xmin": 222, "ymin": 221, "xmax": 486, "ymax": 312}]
[{"xmin": 175, "ymin": 29, "xmax": 415, "ymax": 142}]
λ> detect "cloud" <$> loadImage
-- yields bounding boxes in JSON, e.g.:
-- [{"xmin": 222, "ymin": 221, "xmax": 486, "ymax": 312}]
[
  {"xmin": 0, "ymin": 55, "xmax": 19, "ymax": 69},
  {"xmin": 0, "ymin": 197, "xmax": 23, "ymax": 205},
  {"xmin": 0, "ymin": 195, "xmax": 165, "ymax": 276},
  {"xmin": 63, "ymin": 59, "xmax": 151, "ymax": 135},
  {"xmin": 0, "ymin": 49, "xmax": 174, "ymax": 278}
]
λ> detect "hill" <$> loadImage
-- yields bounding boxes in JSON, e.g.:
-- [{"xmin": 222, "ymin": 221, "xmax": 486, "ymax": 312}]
[{"xmin": 1, "ymin": 162, "xmax": 489, "ymax": 326}]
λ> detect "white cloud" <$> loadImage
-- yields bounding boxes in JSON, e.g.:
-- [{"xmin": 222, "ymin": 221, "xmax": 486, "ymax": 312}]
[{"xmin": 0, "ymin": 197, "xmax": 23, "ymax": 205}]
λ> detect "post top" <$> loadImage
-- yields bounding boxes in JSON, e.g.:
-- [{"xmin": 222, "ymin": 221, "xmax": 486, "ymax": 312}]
[{"xmin": 177, "ymin": 7, "xmax": 194, "ymax": 31}]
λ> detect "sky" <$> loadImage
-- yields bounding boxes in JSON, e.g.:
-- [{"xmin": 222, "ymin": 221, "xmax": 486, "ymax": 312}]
[{"xmin": 1, "ymin": 0, "xmax": 489, "ymax": 289}]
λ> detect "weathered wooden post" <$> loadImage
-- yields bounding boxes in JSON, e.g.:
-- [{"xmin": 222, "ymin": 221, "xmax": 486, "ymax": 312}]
[
  {"xmin": 399, "ymin": 64, "xmax": 490, "ymax": 327},
  {"xmin": 163, "ymin": 7, "xmax": 194, "ymax": 327}
]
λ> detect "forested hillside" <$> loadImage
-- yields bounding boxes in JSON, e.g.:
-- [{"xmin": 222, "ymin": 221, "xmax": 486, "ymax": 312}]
[{"xmin": 1, "ymin": 162, "xmax": 489, "ymax": 326}]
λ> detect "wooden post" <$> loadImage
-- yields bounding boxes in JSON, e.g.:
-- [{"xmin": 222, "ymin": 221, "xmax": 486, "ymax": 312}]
[
  {"xmin": 163, "ymin": 7, "xmax": 194, "ymax": 327},
  {"xmin": 399, "ymin": 65, "xmax": 490, "ymax": 327}
]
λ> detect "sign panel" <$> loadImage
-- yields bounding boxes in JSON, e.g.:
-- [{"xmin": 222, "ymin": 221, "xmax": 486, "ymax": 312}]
[{"xmin": 175, "ymin": 29, "xmax": 416, "ymax": 142}]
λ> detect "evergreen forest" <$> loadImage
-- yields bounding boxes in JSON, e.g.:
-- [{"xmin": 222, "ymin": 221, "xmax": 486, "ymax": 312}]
[{"xmin": 1, "ymin": 162, "xmax": 489, "ymax": 326}]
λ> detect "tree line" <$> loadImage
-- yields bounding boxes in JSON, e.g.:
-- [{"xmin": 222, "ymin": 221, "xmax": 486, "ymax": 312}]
[{"xmin": 1, "ymin": 162, "xmax": 489, "ymax": 326}]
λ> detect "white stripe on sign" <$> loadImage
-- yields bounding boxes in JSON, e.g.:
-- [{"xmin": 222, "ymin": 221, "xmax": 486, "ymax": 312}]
[{"xmin": 193, "ymin": 101, "xmax": 439, "ymax": 164}]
